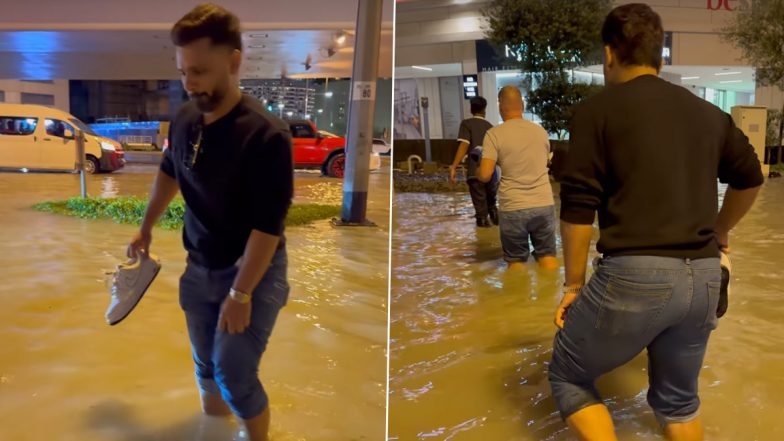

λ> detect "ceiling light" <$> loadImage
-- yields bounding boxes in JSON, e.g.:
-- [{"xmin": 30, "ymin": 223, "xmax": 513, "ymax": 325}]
[
  {"xmin": 412, "ymin": 65, "xmax": 433, "ymax": 71},
  {"xmin": 714, "ymin": 71, "xmax": 742, "ymax": 76},
  {"xmin": 720, "ymin": 80, "xmax": 743, "ymax": 84},
  {"xmin": 248, "ymin": 44, "xmax": 266, "ymax": 49},
  {"xmin": 334, "ymin": 31, "xmax": 348, "ymax": 45},
  {"xmin": 249, "ymin": 33, "xmax": 269, "ymax": 38},
  {"xmin": 681, "ymin": 76, "xmax": 700, "ymax": 80}
]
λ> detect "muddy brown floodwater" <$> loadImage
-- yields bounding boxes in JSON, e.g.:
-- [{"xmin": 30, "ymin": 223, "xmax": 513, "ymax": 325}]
[
  {"xmin": 389, "ymin": 179, "xmax": 784, "ymax": 441},
  {"xmin": 0, "ymin": 163, "xmax": 390, "ymax": 441}
]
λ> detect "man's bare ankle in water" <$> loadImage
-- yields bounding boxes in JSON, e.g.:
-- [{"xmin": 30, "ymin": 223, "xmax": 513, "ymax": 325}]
[
  {"xmin": 243, "ymin": 406, "xmax": 271, "ymax": 441},
  {"xmin": 536, "ymin": 256, "xmax": 559, "ymax": 271},
  {"xmin": 507, "ymin": 261, "xmax": 527, "ymax": 271},
  {"xmin": 201, "ymin": 391, "xmax": 232, "ymax": 417}
]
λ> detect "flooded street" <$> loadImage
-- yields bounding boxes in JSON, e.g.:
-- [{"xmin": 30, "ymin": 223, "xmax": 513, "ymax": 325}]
[
  {"xmin": 389, "ymin": 180, "xmax": 784, "ymax": 441},
  {"xmin": 0, "ymin": 163, "xmax": 389, "ymax": 441}
]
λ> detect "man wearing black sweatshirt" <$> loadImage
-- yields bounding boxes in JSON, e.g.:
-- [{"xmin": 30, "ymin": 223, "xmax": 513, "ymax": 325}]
[
  {"xmin": 548, "ymin": 4, "xmax": 763, "ymax": 441},
  {"xmin": 127, "ymin": 5, "xmax": 292, "ymax": 440}
]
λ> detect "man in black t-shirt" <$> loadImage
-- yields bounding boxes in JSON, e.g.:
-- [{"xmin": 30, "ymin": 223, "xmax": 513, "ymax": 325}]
[
  {"xmin": 549, "ymin": 5, "xmax": 763, "ymax": 441},
  {"xmin": 449, "ymin": 96, "xmax": 497, "ymax": 227},
  {"xmin": 126, "ymin": 5, "xmax": 292, "ymax": 441}
]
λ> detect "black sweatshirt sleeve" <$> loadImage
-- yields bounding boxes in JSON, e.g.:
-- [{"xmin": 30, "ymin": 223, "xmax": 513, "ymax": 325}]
[
  {"xmin": 718, "ymin": 114, "xmax": 764, "ymax": 190},
  {"xmin": 243, "ymin": 128, "xmax": 294, "ymax": 237},
  {"xmin": 560, "ymin": 104, "xmax": 605, "ymax": 224},
  {"xmin": 159, "ymin": 128, "xmax": 176, "ymax": 178}
]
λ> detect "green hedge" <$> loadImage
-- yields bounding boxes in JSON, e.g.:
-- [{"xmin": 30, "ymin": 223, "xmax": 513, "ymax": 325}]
[{"xmin": 32, "ymin": 197, "xmax": 341, "ymax": 229}]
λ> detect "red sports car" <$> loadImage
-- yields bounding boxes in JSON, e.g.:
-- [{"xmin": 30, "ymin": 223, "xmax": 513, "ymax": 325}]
[{"xmin": 288, "ymin": 120, "xmax": 347, "ymax": 178}]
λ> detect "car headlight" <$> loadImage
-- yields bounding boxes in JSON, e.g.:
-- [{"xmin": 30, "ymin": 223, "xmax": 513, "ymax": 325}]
[{"xmin": 101, "ymin": 141, "xmax": 116, "ymax": 152}]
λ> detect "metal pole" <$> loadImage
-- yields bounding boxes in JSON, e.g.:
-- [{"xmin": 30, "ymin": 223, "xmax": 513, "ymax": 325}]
[
  {"xmin": 75, "ymin": 129, "xmax": 87, "ymax": 198},
  {"xmin": 304, "ymin": 78, "xmax": 309, "ymax": 119},
  {"xmin": 325, "ymin": 77, "xmax": 333, "ymax": 128},
  {"xmin": 335, "ymin": 0, "xmax": 383, "ymax": 226},
  {"xmin": 421, "ymin": 96, "xmax": 432, "ymax": 162}
]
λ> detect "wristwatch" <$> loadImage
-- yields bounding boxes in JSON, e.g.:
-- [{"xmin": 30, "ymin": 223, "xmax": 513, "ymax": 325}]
[{"xmin": 229, "ymin": 288, "xmax": 251, "ymax": 304}]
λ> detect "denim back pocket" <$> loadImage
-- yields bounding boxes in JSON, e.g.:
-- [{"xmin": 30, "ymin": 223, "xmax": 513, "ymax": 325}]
[
  {"xmin": 703, "ymin": 281, "xmax": 722, "ymax": 330},
  {"xmin": 595, "ymin": 276, "xmax": 674, "ymax": 336}
]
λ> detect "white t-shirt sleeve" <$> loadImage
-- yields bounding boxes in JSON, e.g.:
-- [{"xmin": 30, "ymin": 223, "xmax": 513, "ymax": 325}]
[
  {"xmin": 481, "ymin": 130, "xmax": 498, "ymax": 162},
  {"xmin": 540, "ymin": 127, "xmax": 551, "ymax": 153}
]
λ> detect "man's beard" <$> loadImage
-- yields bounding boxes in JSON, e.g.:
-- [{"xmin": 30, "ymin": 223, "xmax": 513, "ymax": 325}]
[{"xmin": 189, "ymin": 86, "xmax": 225, "ymax": 112}]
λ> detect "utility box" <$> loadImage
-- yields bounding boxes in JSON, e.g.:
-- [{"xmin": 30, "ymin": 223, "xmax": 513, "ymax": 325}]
[{"xmin": 731, "ymin": 106, "xmax": 769, "ymax": 177}]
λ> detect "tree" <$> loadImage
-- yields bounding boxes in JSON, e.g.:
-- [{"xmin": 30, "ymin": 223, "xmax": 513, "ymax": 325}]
[
  {"xmin": 524, "ymin": 71, "xmax": 600, "ymax": 138},
  {"xmin": 724, "ymin": 0, "xmax": 784, "ymax": 148},
  {"xmin": 767, "ymin": 109, "xmax": 781, "ymax": 147},
  {"xmin": 482, "ymin": 0, "xmax": 612, "ymax": 138}
]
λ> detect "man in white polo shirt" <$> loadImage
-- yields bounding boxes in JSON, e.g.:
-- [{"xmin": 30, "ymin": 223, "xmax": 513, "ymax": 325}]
[{"xmin": 477, "ymin": 85, "xmax": 558, "ymax": 270}]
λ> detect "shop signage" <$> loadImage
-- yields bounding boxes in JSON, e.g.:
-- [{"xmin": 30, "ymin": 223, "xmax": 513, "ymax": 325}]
[
  {"xmin": 476, "ymin": 40, "xmax": 524, "ymax": 73},
  {"xmin": 663, "ymin": 31, "xmax": 672, "ymax": 65},
  {"xmin": 463, "ymin": 75, "xmax": 478, "ymax": 99},
  {"xmin": 478, "ymin": 31, "xmax": 673, "ymax": 71}
]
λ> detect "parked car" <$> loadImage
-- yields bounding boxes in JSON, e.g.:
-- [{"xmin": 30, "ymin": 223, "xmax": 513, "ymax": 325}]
[
  {"xmin": 372, "ymin": 138, "xmax": 391, "ymax": 155},
  {"xmin": 0, "ymin": 104, "xmax": 125, "ymax": 173},
  {"xmin": 290, "ymin": 120, "xmax": 380, "ymax": 178}
]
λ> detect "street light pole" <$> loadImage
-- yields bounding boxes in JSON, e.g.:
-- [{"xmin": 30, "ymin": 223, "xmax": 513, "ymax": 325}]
[
  {"xmin": 75, "ymin": 129, "xmax": 87, "ymax": 198},
  {"xmin": 334, "ymin": 0, "xmax": 382, "ymax": 226},
  {"xmin": 421, "ymin": 97, "xmax": 432, "ymax": 162}
]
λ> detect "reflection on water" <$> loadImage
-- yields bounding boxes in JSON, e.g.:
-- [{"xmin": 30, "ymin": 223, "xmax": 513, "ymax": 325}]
[
  {"xmin": 0, "ymin": 165, "xmax": 389, "ymax": 441},
  {"xmin": 100, "ymin": 176, "xmax": 120, "ymax": 198},
  {"xmin": 390, "ymin": 180, "xmax": 784, "ymax": 440}
]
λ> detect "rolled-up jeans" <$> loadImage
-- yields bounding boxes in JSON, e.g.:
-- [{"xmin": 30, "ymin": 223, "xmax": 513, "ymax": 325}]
[
  {"xmin": 498, "ymin": 205, "xmax": 557, "ymax": 262},
  {"xmin": 179, "ymin": 248, "xmax": 289, "ymax": 420},
  {"xmin": 549, "ymin": 255, "xmax": 721, "ymax": 426}
]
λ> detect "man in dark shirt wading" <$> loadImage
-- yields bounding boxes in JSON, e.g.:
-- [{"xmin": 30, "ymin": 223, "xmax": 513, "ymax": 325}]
[
  {"xmin": 127, "ymin": 5, "xmax": 293, "ymax": 441},
  {"xmin": 549, "ymin": 4, "xmax": 763, "ymax": 441},
  {"xmin": 449, "ymin": 96, "xmax": 497, "ymax": 227}
]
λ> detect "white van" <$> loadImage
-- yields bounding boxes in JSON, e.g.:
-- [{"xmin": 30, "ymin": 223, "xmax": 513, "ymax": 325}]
[{"xmin": 0, "ymin": 104, "xmax": 125, "ymax": 173}]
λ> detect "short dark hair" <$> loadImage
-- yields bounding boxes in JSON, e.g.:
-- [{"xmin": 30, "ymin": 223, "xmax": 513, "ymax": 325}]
[
  {"xmin": 470, "ymin": 96, "xmax": 487, "ymax": 115},
  {"xmin": 171, "ymin": 3, "xmax": 242, "ymax": 51},
  {"xmin": 601, "ymin": 3, "xmax": 663, "ymax": 69}
]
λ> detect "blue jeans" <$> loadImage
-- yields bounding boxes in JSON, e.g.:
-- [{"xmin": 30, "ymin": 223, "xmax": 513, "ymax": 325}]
[
  {"xmin": 549, "ymin": 255, "xmax": 721, "ymax": 426},
  {"xmin": 498, "ymin": 205, "xmax": 557, "ymax": 262},
  {"xmin": 179, "ymin": 248, "xmax": 289, "ymax": 420}
]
